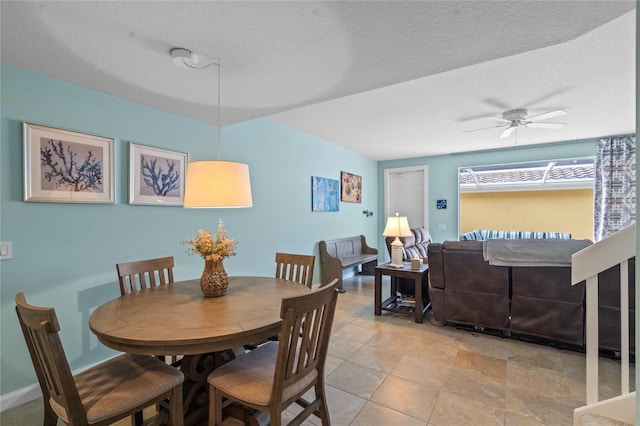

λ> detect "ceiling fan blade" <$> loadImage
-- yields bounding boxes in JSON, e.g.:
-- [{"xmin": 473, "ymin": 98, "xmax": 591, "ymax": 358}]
[
  {"xmin": 525, "ymin": 122, "xmax": 566, "ymax": 129},
  {"xmin": 463, "ymin": 124, "xmax": 508, "ymax": 133},
  {"xmin": 500, "ymin": 127, "xmax": 516, "ymax": 139},
  {"xmin": 482, "ymin": 116, "xmax": 511, "ymax": 124},
  {"xmin": 526, "ymin": 109, "xmax": 567, "ymax": 122}
]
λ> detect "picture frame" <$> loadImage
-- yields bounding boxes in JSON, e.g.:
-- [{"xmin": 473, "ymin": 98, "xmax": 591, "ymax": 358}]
[
  {"xmin": 437, "ymin": 199, "xmax": 447, "ymax": 209},
  {"xmin": 23, "ymin": 122, "xmax": 115, "ymax": 203},
  {"xmin": 341, "ymin": 171, "xmax": 362, "ymax": 203},
  {"xmin": 129, "ymin": 143, "xmax": 188, "ymax": 206},
  {"xmin": 311, "ymin": 176, "xmax": 339, "ymax": 212}
]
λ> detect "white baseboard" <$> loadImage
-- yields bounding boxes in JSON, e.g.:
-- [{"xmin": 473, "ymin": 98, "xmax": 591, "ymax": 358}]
[
  {"xmin": 1, "ymin": 355, "xmax": 118, "ymax": 412},
  {"xmin": 0, "ymin": 384, "xmax": 42, "ymax": 411}
]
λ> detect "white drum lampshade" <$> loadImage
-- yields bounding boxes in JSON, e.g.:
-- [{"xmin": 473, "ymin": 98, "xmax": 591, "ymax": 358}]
[{"xmin": 183, "ymin": 160, "xmax": 252, "ymax": 208}]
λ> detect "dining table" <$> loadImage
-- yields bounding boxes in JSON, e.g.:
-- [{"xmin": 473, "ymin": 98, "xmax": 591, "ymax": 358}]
[{"xmin": 89, "ymin": 276, "xmax": 312, "ymax": 426}]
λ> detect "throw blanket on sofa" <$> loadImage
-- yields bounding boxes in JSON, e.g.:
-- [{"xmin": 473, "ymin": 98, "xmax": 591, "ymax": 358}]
[
  {"xmin": 462, "ymin": 229, "xmax": 572, "ymax": 241},
  {"xmin": 483, "ymin": 239, "xmax": 592, "ymax": 267}
]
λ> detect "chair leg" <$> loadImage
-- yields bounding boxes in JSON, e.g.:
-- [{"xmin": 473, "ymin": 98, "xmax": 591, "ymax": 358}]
[
  {"xmin": 270, "ymin": 407, "xmax": 281, "ymax": 426},
  {"xmin": 169, "ymin": 384, "xmax": 184, "ymax": 426},
  {"xmin": 130, "ymin": 410, "xmax": 143, "ymax": 426},
  {"xmin": 43, "ymin": 400, "xmax": 58, "ymax": 426},
  {"xmin": 315, "ymin": 383, "xmax": 331, "ymax": 425},
  {"xmin": 209, "ymin": 384, "xmax": 224, "ymax": 426}
]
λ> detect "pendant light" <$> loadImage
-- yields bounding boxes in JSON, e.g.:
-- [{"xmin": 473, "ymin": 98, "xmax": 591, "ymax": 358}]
[{"xmin": 171, "ymin": 48, "xmax": 253, "ymax": 208}]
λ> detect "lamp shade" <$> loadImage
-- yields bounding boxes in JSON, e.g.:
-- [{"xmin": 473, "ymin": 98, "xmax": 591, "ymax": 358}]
[
  {"xmin": 183, "ymin": 160, "xmax": 253, "ymax": 208},
  {"xmin": 382, "ymin": 215, "xmax": 411, "ymax": 237}
]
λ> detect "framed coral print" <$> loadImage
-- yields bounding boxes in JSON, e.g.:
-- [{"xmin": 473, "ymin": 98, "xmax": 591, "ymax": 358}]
[
  {"xmin": 311, "ymin": 176, "xmax": 339, "ymax": 212},
  {"xmin": 23, "ymin": 122, "xmax": 114, "ymax": 203},
  {"xmin": 129, "ymin": 143, "xmax": 187, "ymax": 206},
  {"xmin": 341, "ymin": 171, "xmax": 362, "ymax": 203}
]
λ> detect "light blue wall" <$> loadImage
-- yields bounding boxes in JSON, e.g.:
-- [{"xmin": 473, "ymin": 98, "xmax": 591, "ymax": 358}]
[
  {"xmin": 377, "ymin": 140, "xmax": 599, "ymax": 248},
  {"xmin": 0, "ymin": 64, "xmax": 378, "ymax": 396}
]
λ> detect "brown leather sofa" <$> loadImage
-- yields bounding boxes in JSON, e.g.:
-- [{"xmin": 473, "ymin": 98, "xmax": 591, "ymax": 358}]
[
  {"xmin": 428, "ymin": 241, "xmax": 511, "ymax": 332},
  {"xmin": 428, "ymin": 240, "xmax": 635, "ymax": 352}
]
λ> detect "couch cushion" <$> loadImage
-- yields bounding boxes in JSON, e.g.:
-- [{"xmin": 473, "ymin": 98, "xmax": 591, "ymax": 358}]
[{"xmin": 386, "ymin": 227, "xmax": 432, "ymax": 260}]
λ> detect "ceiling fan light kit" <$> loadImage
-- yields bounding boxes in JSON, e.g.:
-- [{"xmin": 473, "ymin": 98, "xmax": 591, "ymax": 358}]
[{"xmin": 465, "ymin": 108, "xmax": 568, "ymax": 139}]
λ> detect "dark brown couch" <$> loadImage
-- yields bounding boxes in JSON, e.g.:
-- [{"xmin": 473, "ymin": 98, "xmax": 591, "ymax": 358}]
[{"xmin": 428, "ymin": 240, "xmax": 635, "ymax": 352}]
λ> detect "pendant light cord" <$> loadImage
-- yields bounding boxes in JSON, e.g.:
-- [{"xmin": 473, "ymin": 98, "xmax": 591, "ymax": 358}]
[
  {"xmin": 171, "ymin": 49, "xmax": 222, "ymax": 160},
  {"xmin": 216, "ymin": 61, "xmax": 221, "ymax": 160}
]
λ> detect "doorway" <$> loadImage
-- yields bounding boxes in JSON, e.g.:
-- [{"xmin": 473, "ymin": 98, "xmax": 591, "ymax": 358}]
[{"xmin": 384, "ymin": 165, "xmax": 428, "ymax": 229}]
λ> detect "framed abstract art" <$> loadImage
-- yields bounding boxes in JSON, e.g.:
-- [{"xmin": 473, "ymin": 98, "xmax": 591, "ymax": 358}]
[
  {"xmin": 341, "ymin": 171, "xmax": 362, "ymax": 203},
  {"xmin": 311, "ymin": 176, "xmax": 339, "ymax": 212}
]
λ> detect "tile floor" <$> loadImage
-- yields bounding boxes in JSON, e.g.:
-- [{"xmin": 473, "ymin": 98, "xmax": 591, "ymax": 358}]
[{"xmin": 1, "ymin": 275, "xmax": 634, "ymax": 425}]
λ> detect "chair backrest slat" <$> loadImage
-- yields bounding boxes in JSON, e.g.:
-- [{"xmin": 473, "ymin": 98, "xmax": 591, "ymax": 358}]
[
  {"xmin": 15, "ymin": 292, "xmax": 87, "ymax": 424},
  {"xmin": 275, "ymin": 253, "xmax": 315, "ymax": 289},
  {"xmin": 273, "ymin": 279, "xmax": 339, "ymax": 398},
  {"xmin": 116, "ymin": 256, "xmax": 175, "ymax": 295}
]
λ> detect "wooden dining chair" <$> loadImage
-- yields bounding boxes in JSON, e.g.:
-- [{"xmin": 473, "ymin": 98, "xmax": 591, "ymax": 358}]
[
  {"xmin": 207, "ymin": 279, "xmax": 340, "ymax": 426},
  {"xmin": 116, "ymin": 256, "xmax": 180, "ymax": 364},
  {"xmin": 116, "ymin": 256, "xmax": 175, "ymax": 295},
  {"xmin": 243, "ymin": 253, "xmax": 317, "ymax": 352},
  {"xmin": 15, "ymin": 292, "xmax": 185, "ymax": 426},
  {"xmin": 275, "ymin": 252, "xmax": 315, "ymax": 289}
]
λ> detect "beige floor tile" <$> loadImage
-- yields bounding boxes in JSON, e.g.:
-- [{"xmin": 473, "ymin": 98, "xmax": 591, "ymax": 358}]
[
  {"xmin": 287, "ymin": 386, "xmax": 367, "ymax": 426},
  {"xmin": 0, "ymin": 399, "xmax": 47, "ymax": 426},
  {"xmin": 350, "ymin": 401, "xmax": 425, "ymax": 426},
  {"xmin": 348, "ymin": 343, "xmax": 404, "ymax": 373},
  {"xmin": 454, "ymin": 349, "xmax": 507, "ymax": 382},
  {"xmin": 507, "ymin": 345, "xmax": 565, "ymax": 373},
  {"xmin": 370, "ymin": 374, "xmax": 439, "ymax": 421},
  {"xmin": 505, "ymin": 391, "xmax": 576, "ymax": 425},
  {"xmin": 324, "ymin": 354, "xmax": 346, "ymax": 376},
  {"xmin": 317, "ymin": 385, "xmax": 368, "ymax": 426},
  {"xmin": 328, "ymin": 335, "xmax": 365, "ymax": 360},
  {"xmin": 429, "ymin": 390, "xmax": 505, "ymax": 426},
  {"xmin": 443, "ymin": 348, "xmax": 508, "ymax": 408},
  {"xmin": 458, "ymin": 328, "xmax": 515, "ymax": 360},
  {"xmin": 332, "ymin": 323, "xmax": 380, "ymax": 344},
  {"xmin": 445, "ymin": 367, "xmax": 506, "ymax": 408},
  {"xmin": 504, "ymin": 410, "xmax": 551, "ymax": 426},
  {"xmin": 559, "ymin": 347, "xmax": 588, "ymax": 378},
  {"xmin": 391, "ymin": 354, "xmax": 453, "ymax": 390},
  {"xmin": 326, "ymin": 360, "xmax": 388, "ymax": 399}
]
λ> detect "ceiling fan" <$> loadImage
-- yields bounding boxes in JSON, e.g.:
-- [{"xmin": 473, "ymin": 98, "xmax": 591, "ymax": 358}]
[{"xmin": 464, "ymin": 108, "xmax": 568, "ymax": 139}]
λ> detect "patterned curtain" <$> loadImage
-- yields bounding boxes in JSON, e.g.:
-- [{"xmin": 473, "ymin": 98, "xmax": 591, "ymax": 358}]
[{"xmin": 594, "ymin": 135, "xmax": 636, "ymax": 241}]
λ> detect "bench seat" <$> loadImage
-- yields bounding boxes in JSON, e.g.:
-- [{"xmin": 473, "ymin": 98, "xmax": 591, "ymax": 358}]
[
  {"xmin": 319, "ymin": 235, "xmax": 378, "ymax": 291},
  {"xmin": 339, "ymin": 254, "xmax": 378, "ymax": 269}
]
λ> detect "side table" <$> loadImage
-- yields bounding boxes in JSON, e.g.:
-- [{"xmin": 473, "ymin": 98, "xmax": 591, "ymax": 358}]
[{"xmin": 375, "ymin": 262, "xmax": 430, "ymax": 323}]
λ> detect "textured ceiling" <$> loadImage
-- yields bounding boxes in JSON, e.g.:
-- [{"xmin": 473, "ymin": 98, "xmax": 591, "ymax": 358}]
[{"xmin": 1, "ymin": 1, "xmax": 636, "ymax": 161}]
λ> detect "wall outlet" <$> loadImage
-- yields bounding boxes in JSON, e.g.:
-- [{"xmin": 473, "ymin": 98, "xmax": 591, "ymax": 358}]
[
  {"xmin": 0, "ymin": 241, "xmax": 13, "ymax": 259},
  {"xmin": 438, "ymin": 224, "xmax": 446, "ymax": 230}
]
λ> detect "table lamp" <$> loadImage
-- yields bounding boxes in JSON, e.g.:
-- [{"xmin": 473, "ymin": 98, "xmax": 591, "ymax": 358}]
[{"xmin": 383, "ymin": 213, "xmax": 412, "ymax": 268}]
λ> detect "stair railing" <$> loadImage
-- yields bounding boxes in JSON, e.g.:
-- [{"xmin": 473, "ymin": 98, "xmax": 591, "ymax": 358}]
[{"xmin": 571, "ymin": 222, "xmax": 635, "ymax": 405}]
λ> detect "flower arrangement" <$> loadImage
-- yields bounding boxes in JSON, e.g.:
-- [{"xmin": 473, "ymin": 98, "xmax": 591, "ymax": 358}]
[{"xmin": 183, "ymin": 219, "xmax": 236, "ymax": 262}]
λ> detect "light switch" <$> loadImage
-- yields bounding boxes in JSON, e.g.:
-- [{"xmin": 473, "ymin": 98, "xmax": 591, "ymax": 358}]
[{"xmin": 0, "ymin": 241, "xmax": 13, "ymax": 259}]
